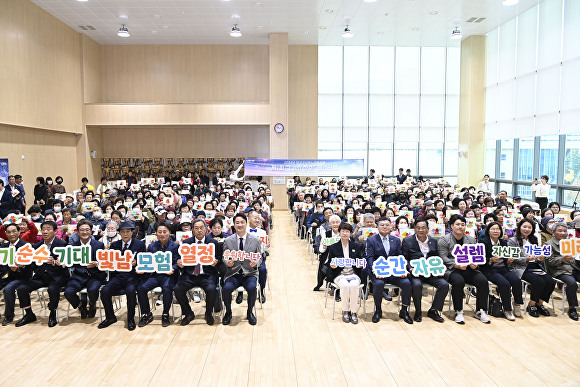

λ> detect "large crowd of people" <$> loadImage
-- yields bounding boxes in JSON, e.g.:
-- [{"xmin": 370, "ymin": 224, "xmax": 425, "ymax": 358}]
[
  {"xmin": 288, "ymin": 170, "xmax": 580, "ymax": 325},
  {"xmin": 0, "ymin": 173, "xmax": 272, "ymax": 330}
]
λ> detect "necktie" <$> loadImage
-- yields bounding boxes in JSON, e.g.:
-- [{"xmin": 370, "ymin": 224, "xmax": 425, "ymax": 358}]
[
  {"xmin": 238, "ymin": 238, "xmax": 244, "ymax": 275},
  {"xmin": 122, "ymin": 242, "xmax": 128, "ymax": 253},
  {"xmin": 194, "ymin": 240, "xmax": 201, "ymax": 275},
  {"xmin": 382, "ymin": 236, "xmax": 390, "ymax": 256}
]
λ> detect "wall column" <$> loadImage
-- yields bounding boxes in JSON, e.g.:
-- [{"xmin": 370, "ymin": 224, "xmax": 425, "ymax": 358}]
[
  {"xmin": 458, "ymin": 35, "xmax": 486, "ymax": 187},
  {"xmin": 269, "ymin": 33, "xmax": 289, "ymax": 209}
]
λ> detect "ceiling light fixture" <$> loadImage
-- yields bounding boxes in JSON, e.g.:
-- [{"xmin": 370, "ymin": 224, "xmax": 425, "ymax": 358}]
[
  {"xmin": 411, "ymin": 27, "xmax": 420, "ymax": 31},
  {"xmin": 342, "ymin": 25, "xmax": 353, "ymax": 38},
  {"xmin": 363, "ymin": 0, "xmax": 377, "ymax": 2},
  {"xmin": 117, "ymin": 24, "xmax": 130, "ymax": 37},
  {"xmin": 319, "ymin": 26, "xmax": 326, "ymax": 30},
  {"xmin": 230, "ymin": 24, "xmax": 242, "ymax": 37},
  {"xmin": 502, "ymin": 0, "xmax": 519, "ymax": 5},
  {"xmin": 325, "ymin": 9, "xmax": 334, "ymax": 13},
  {"xmin": 429, "ymin": 11, "xmax": 438, "ymax": 15},
  {"xmin": 77, "ymin": 0, "xmax": 88, "ymax": 2},
  {"xmin": 450, "ymin": 27, "xmax": 462, "ymax": 40}
]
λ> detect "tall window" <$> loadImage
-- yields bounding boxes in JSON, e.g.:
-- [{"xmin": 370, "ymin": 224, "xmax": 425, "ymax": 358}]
[
  {"xmin": 485, "ymin": 0, "xmax": 580, "ymax": 207},
  {"xmin": 318, "ymin": 46, "xmax": 460, "ymax": 177}
]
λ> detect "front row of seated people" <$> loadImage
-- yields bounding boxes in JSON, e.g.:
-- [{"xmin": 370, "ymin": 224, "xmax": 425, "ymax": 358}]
[
  {"xmin": 315, "ymin": 214, "xmax": 578, "ymax": 324},
  {"xmin": 1, "ymin": 212, "xmax": 264, "ymax": 329}
]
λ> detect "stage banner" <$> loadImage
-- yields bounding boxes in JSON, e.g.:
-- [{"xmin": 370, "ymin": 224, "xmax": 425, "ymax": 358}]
[
  {"xmin": 0, "ymin": 159, "xmax": 8, "ymax": 185},
  {"xmin": 244, "ymin": 159, "xmax": 365, "ymax": 177}
]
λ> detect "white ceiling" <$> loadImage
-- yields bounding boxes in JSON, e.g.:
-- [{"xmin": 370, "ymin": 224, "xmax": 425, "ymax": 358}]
[{"xmin": 30, "ymin": 0, "xmax": 542, "ymax": 46}]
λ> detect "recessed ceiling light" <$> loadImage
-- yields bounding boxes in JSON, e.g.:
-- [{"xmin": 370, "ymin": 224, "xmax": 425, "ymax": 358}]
[
  {"xmin": 325, "ymin": 9, "xmax": 333, "ymax": 13},
  {"xmin": 377, "ymin": 31, "xmax": 384, "ymax": 35},
  {"xmin": 153, "ymin": 15, "xmax": 161, "ymax": 18},
  {"xmin": 303, "ymin": 31, "xmax": 310, "ymax": 34},
  {"xmin": 254, "ymin": 2, "xmax": 263, "ymax": 6},
  {"xmin": 502, "ymin": 0, "xmax": 519, "ymax": 5},
  {"xmin": 77, "ymin": 0, "xmax": 88, "ymax": 2},
  {"xmin": 363, "ymin": 0, "xmax": 377, "ymax": 2},
  {"xmin": 162, "ymin": 25, "xmax": 169, "ymax": 29},
  {"xmin": 319, "ymin": 26, "xmax": 326, "ymax": 30},
  {"xmin": 117, "ymin": 24, "xmax": 130, "ymax": 37},
  {"xmin": 411, "ymin": 27, "xmax": 420, "ymax": 31},
  {"xmin": 256, "ymin": 25, "xmax": 264, "ymax": 29},
  {"xmin": 119, "ymin": 14, "xmax": 128, "ymax": 19},
  {"xmin": 152, "ymin": 30, "xmax": 157, "ymax": 34},
  {"xmin": 429, "ymin": 11, "xmax": 438, "ymax": 15}
]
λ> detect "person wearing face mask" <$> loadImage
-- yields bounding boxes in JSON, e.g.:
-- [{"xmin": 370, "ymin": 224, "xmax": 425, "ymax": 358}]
[
  {"xmin": 99, "ymin": 221, "xmax": 121, "ymax": 248},
  {"xmin": 45, "ymin": 176, "xmax": 55, "ymax": 200},
  {"xmin": 33, "ymin": 177, "xmax": 49, "ymax": 211},
  {"xmin": 27, "ymin": 205, "xmax": 44, "ymax": 223},
  {"xmin": 89, "ymin": 205, "xmax": 107, "ymax": 232},
  {"xmin": 52, "ymin": 176, "xmax": 66, "ymax": 195}
]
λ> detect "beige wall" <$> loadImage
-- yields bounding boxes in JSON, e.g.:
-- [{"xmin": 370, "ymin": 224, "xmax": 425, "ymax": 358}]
[
  {"xmin": 82, "ymin": 35, "xmax": 102, "ymax": 104},
  {"xmin": 289, "ymin": 45, "xmax": 318, "ymax": 160},
  {"xmin": 0, "ymin": 124, "xmax": 79, "ymax": 199},
  {"xmin": 0, "ymin": 0, "xmax": 83, "ymax": 133},
  {"xmin": 100, "ymin": 45, "xmax": 269, "ymax": 104},
  {"xmin": 458, "ymin": 36, "xmax": 486, "ymax": 188},
  {"xmin": 100, "ymin": 126, "xmax": 269, "ymax": 159}
]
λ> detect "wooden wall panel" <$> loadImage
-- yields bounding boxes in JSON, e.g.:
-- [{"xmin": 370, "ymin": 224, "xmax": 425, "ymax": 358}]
[
  {"xmin": 82, "ymin": 35, "xmax": 102, "ymax": 104},
  {"xmin": 101, "ymin": 126, "xmax": 269, "ymax": 159},
  {"xmin": 0, "ymin": 0, "xmax": 83, "ymax": 133},
  {"xmin": 0, "ymin": 124, "xmax": 79, "ymax": 198},
  {"xmin": 101, "ymin": 45, "xmax": 270, "ymax": 104},
  {"xmin": 289, "ymin": 45, "xmax": 318, "ymax": 160}
]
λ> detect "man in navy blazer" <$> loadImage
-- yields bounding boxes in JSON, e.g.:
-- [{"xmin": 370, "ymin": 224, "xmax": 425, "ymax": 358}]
[
  {"xmin": 1, "ymin": 224, "xmax": 33, "ymax": 326},
  {"xmin": 174, "ymin": 219, "xmax": 221, "ymax": 326},
  {"xmin": 401, "ymin": 219, "xmax": 449, "ymax": 323},
  {"xmin": 366, "ymin": 217, "xmax": 413, "ymax": 324},
  {"xmin": 64, "ymin": 219, "xmax": 107, "ymax": 320},
  {"xmin": 137, "ymin": 222, "xmax": 180, "ymax": 328},
  {"xmin": 16, "ymin": 221, "xmax": 70, "ymax": 328},
  {"xmin": 99, "ymin": 220, "xmax": 146, "ymax": 331}
]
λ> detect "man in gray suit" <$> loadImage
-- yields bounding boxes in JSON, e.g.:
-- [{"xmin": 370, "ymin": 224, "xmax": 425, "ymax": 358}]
[
  {"xmin": 222, "ymin": 213, "xmax": 262, "ymax": 325},
  {"xmin": 438, "ymin": 214, "xmax": 490, "ymax": 324}
]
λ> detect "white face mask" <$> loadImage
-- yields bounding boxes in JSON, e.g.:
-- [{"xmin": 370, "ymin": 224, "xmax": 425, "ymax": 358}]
[
  {"xmin": 31, "ymin": 215, "xmax": 41, "ymax": 221},
  {"xmin": 107, "ymin": 231, "xmax": 117, "ymax": 238},
  {"xmin": 93, "ymin": 212, "xmax": 102, "ymax": 219},
  {"xmin": 167, "ymin": 214, "xmax": 176, "ymax": 220},
  {"xmin": 47, "ymin": 180, "xmax": 53, "ymax": 185},
  {"xmin": 53, "ymin": 206, "xmax": 61, "ymax": 213}
]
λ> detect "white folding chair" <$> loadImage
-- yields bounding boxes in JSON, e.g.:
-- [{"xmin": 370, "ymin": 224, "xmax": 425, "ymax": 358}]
[{"xmin": 325, "ymin": 281, "xmax": 366, "ymax": 320}]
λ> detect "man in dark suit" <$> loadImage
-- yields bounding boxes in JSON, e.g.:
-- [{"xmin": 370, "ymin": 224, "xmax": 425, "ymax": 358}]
[
  {"xmin": 0, "ymin": 179, "xmax": 14, "ymax": 219},
  {"xmin": 16, "ymin": 221, "xmax": 70, "ymax": 327},
  {"xmin": 401, "ymin": 219, "xmax": 449, "ymax": 323},
  {"xmin": 174, "ymin": 219, "xmax": 221, "ymax": 326},
  {"xmin": 313, "ymin": 215, "xmax": 341, "ymax": 291},
  {"xmin": 98, "ymin": 220, "xmax": 146, "ymax": 331},
  {"xmin": 221, "ymin": 213, "xmax": 262, "ymax": 325},
  {"xmin": 366, "ymin": 216, "xmax": 413, "ymax": 324},
  {"xmin": 396, "ymin": 168, "xmax": 407, "ymax": 184},
  {"xmin": 137, "ymin": 222, "xmax": 180, "ymax": 328},
  {"xmin": 64, "ymin": 219, "xmax": 106, "ymax": 319},
  {"xmin": 1, "ymin": 223, "xmax": 34, "ymax": 325},
  {"xmin": 7, "ymin": 175, "xmax": 25, "ymax": 213}
]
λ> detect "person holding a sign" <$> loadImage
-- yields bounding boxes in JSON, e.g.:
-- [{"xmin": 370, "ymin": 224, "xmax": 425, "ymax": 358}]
[
  {"xmin": 366, "ymin": 217, "xmax": 413, "ymax": 324},
  {"xmin": 546, "ymin": 222, "xmax": 580, "ymax": 320},
  {"xmin": 507, "ymin": 219, "xmax": 555, "ymax": 318},
  {"xmin": 325, "ymin": 223, "xmax": 364, "ymax": 324},
  {"xmin": 1, "ymin": 223, "xmax": 33, "ymax": 325},
  {"xmin": 438, "ymin": 214, "xmax": 490, "ymax": 324},
  {"xmin": 480, "ymin": 222, "xmax": 523, "ymax": 321},
  {"xmin": 137, "ymin": 223, "xmax": 180, "ymax": 328},
  {"xmin": 221, "ymin": 213, "xmax": 262, "ymax": 326},
  {"xmin": 313, "ymin": 215, "xmax": 341, "ymax": 292},
  {"xmin": 175, "ymin": 219, "xmax": 221, "ymax": 326},
  {"xmin": 247, "ymin": 210, "xmax": 269, "ymax": 304},
  {"xmin": 402, "ymin": 219, "xmax": 448, "ymax": 323},
  {"xmin": 63, "ymin": 220, "xmax": 106, "ymax": 320},
  {"xmin": 16, "ymin": 221, "xmax": 70, "ymax": 327},
  {"xmin": 98, "ymin": 221, "xmax": 145, "ymax": 331}
]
